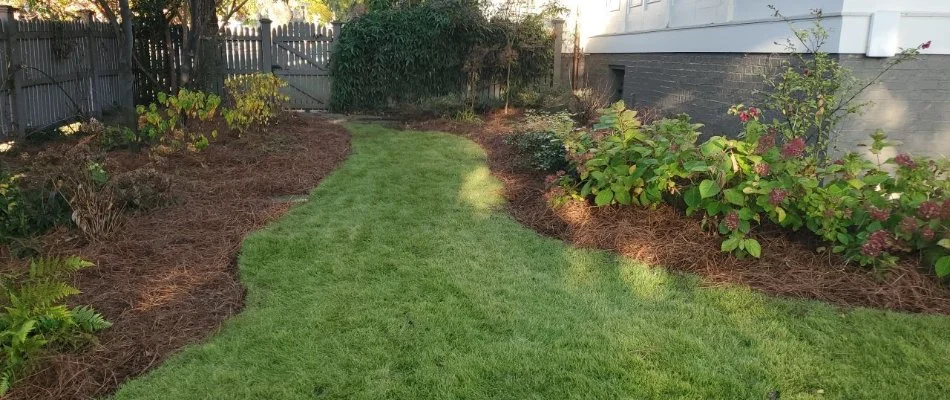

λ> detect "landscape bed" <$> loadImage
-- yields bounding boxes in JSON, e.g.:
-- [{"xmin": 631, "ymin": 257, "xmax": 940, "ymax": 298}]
[
  {"xmin": 0, "ymin": 114, "xmax": 350, "ymax": 400},
  {"xmin": 406, "ymin": 111, "xmax": 950, "ymax": 315}
]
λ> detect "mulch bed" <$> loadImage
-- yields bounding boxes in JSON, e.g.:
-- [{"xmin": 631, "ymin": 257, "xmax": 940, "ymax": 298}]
[
  {"xmin": 2, "ymin": 113, "xmax": 350, "ymax": 400},
  {"xmin": 404, "ymin": 111, "xmax": 950, "ymax": 315}
]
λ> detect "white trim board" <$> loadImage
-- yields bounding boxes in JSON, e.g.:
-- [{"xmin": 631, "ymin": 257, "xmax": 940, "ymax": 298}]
[{"xmin": 585, "ymin": 13, "xmax": 949, "ymax": 55}]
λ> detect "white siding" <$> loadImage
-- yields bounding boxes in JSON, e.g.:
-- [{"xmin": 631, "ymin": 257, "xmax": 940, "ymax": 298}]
[{"xmin": 577, "ymin": 0, "xmax": 950, "ymax": 55}]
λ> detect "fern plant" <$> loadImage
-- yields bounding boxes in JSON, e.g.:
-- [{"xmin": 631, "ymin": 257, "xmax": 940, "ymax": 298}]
[{"xmin": 0, "ymin": 256, "xmax": 111, "ymax": 395}]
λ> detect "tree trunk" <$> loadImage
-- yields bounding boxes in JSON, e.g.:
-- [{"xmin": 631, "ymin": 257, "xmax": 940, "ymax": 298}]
[{"xmin": 118, "ymin": 0, "xmax": 135, "ymax": 126}]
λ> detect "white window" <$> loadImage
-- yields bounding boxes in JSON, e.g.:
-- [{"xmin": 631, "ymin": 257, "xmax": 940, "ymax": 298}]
[{"xmin": 607, "ymin": 0, "xmax": 620, "ymax": 11}]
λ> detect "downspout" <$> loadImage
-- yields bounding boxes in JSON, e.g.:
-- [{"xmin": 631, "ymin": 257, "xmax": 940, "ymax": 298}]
[{"xmin": 665, "ymin": 0, "xmax": 672, "ymax": 28}]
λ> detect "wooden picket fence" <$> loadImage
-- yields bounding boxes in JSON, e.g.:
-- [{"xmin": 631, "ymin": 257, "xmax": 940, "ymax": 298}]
[
  {"xmin": 136, "ymin": 20, "xmax": 340, "ymax": 110},
  {"xmin": 0, "ymin": 7, "xmax": 128, "ymax": 139},
  {"xmin": 224, "ymin": 20, "xmax": 339, "ymax": 109}
]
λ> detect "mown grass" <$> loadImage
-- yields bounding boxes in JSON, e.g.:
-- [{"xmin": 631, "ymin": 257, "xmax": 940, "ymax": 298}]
[{"xmin": 113, "ymin": 124, "xmax": 950, "ymax": 399}]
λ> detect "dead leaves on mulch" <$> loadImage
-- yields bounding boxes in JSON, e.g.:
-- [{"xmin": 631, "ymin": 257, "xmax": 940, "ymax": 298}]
[
  {"xmin": 405, "ymin": 111, "xmax": 950, "ymax": 315},
  {"xmin": 3, "ymin": 113, "xmax": 350, "ymax": 400}
]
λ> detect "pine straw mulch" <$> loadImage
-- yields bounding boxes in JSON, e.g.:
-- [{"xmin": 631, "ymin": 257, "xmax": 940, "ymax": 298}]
[
  {"xmin": 403, "ymin": 110, "xmax": 950, "ymax": 315},
  {"xmin": 2, "ymin": 113, "xmax": 351, "ymax": 400}
]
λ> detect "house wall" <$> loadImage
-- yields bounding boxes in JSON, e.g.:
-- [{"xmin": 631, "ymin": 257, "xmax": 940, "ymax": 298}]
[
  {"xmin": 582, "ymin": 52, "xmax": 950, "ymax": 157},
  {"xmin": 568, "ymin": 0, "xmax": 950, "ymax": 158}
]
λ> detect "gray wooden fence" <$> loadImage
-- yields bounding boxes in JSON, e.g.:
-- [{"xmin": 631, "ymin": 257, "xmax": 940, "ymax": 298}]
[
  {"xmin": 0, "ymin": 7, "xmax": 127, "ymax": 139},
  {"xmin": 223, "ymin": 19, "xmax": 340, "ymax": 109}
]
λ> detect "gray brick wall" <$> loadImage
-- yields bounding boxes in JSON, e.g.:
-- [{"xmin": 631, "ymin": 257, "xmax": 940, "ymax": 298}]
[{"xmin": 582, "ymin": 52, "xmax": 950, "ymax": 158}]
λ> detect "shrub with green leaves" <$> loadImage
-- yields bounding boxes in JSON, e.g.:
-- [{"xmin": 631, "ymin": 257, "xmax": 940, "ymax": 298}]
[
  {"xmin": 222, "ymin": 73, "xmax": 289, "ymax": 135},
  {"xmin": 557, "ymin": 102, "xmax": 705, "ymax": 208},
  {"xmin": 0, "ymin": 170, "xmax": 70, "ymax": 243},
  {"xmin": 507, "ymin": 111, "xmax": 576, "ymax": 173},
  {"xmin": 0, "ymin": 256, "xmax": 111, "ymax": 395},
  {"xmin": 330, "ymin": 0, "xmax": 556, "ymax": 112},
  {"xmin": 555, "ymin": 101, "xmax": 949, "ymax": 274},
  {"xmin": 551, "ymin": 12, "xmax": 949, "ymax": 274},
  {"xmin": 136, "ymin": 88, "xmax": 221, "ymax": 152}
]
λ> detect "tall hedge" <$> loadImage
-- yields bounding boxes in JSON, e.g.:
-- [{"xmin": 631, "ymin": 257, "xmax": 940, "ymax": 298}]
[{"xmin": 330, "ymin": 0, "xmax": 555, "ymax": 112}]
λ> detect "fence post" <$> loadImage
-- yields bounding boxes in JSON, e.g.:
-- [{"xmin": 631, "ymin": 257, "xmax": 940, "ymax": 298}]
[
  {"xmin": 552, "ymin": 18, "xmax": 565, "ymax": 89},
  {"xmin": 260, "ymin": 18, "xmax": 272, "ymax": 72},
  {"xmin": 331, "ymin": 21, "xmax": 343, "ymax": 56},
  {"xmin": 80, "ymin": 10, "xmax": 101, "ymax": 118},
  {"xmin": 0, "ymin": 6, "xmax": 25, "ymax": 137}
]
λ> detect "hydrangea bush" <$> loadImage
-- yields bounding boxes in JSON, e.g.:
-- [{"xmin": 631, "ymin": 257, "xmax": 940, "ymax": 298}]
[{"xmin": 548, "ymin": 15, "xmax": 948, "ymax": 276}]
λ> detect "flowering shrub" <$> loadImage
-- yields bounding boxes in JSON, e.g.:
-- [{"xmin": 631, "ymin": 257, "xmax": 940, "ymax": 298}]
[
  {"xmin": 550, "ymin": 13, "xmax": 949, "ymax": 275},
  {"xmin": 555, "ymin": 101, "xmax": 949, "ymax": 275}
]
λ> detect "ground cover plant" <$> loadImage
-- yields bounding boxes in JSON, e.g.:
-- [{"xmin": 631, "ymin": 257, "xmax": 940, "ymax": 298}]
[
  {"xmin": 111, "ymin": 123, "xmax": 949, "ymax": 399},
  {"xmin": 0, "ymin": 257, "xmax": 110, "ymax": 395}
]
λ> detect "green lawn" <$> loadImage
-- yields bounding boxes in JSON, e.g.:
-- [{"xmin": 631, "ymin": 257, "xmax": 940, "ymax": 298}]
[{"xmin": 113, "ymin": 124, "xmax": 950, "ymax": 399}]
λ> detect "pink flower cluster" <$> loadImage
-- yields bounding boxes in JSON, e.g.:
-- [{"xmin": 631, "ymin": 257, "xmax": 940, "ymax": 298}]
[
  {"xmin": 869, "ymin": 206, "xmax": 890, "ymax": 222},
  {"xmin": 898, "ymin": 216, "xmax": 918, "ymax": 234},
  {"xmin": 755, "ymin": 132, "xmax": 776, "ymax": 154},
  {"xmin": 894, "ymin": 153, "xmax": 916, "ymax": 169},
  {"xmin": 724, "ymin": 211, "xmax": 740, "ymax": 231},
  {"xmin": 861, "ymin": 230, "xmax": 893, "ymax": 257},
  {"xmin": 768, "ymin": 189, "xmax": 788, "ymax": 206},
  {"xmin": 781, "ymin": 137, "xmax": 807, "ymax": 159},
  {"xmin": 738, "ymin": 107, "xmax": 761, "ymax": 123},
  {"xmin": 918, "ymin": 200, "xmax": 940, "ymax": 220},
  {"xmin": 754, "ymin": 163, "xmax": 770, "ymax": 176}
]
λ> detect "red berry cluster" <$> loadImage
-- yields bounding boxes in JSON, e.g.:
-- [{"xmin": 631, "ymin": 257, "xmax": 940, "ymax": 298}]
[
  {"xmin": 861, "ymin": 230, "xmax": 893, "ymax": 257},
  {"xmin": 768, "ymin": 189, "xmax": 788, "ymax": 206},
  {"xmin": 781, "ymin": 137, "xmax": 806, "ymax": 159},
  {"xmin": 921, "ymin": 227, "xmax": 935, "ymax": 241}
]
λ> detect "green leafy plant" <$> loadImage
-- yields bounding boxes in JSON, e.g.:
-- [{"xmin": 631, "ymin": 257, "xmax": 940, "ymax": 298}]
[
  {"xmin": 136, "ymin": 88, "xmax": 221, "ymax": 152},
  {"xmin": 552, "ymin": 12, "xmax": 948, "ymax": 273},
  {"xmin": 330, "ymin": 0, "xmax": 555, "ymax": 112},
  {"xmin": 763, "ymin": 7, "xmax": 927, "ymax": 160},
  {"xmin": 0, "ymin": 170, "xmax": 70, "ymax": 243},
  {"xmin": 558, "ymin": 102, "xmax": 704, "ymax": 208},
  {"xmin": 222, "ymin": 73, "xmax": 289, "ymax": 135},
  {"xmin": 557, "ymin": 100, "xmax": 948, "ymax": 271},
  {"xmin": 506, "ymin": 111, "xmax": 575, "ymax": 173},
  {"xmin": 0, "ymin": 256, "xmax": 111, "ymax": 395}
]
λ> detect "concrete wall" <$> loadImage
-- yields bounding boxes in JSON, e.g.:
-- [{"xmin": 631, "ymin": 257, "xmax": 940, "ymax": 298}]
[{"xmin": 583, "ymin": 52, "xmax": 950, "ymax": 157}]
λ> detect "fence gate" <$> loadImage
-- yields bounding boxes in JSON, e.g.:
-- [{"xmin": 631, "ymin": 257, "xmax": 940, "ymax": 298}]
[{"xmin": 223, "ymin": 20, "xmax": 338, "ymax": 110}]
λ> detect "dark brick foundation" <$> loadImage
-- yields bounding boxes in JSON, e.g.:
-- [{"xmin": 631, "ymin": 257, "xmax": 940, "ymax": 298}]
[{"xmin": 581, "ymin": 52, "xmax": 950, "ymax": 157}]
